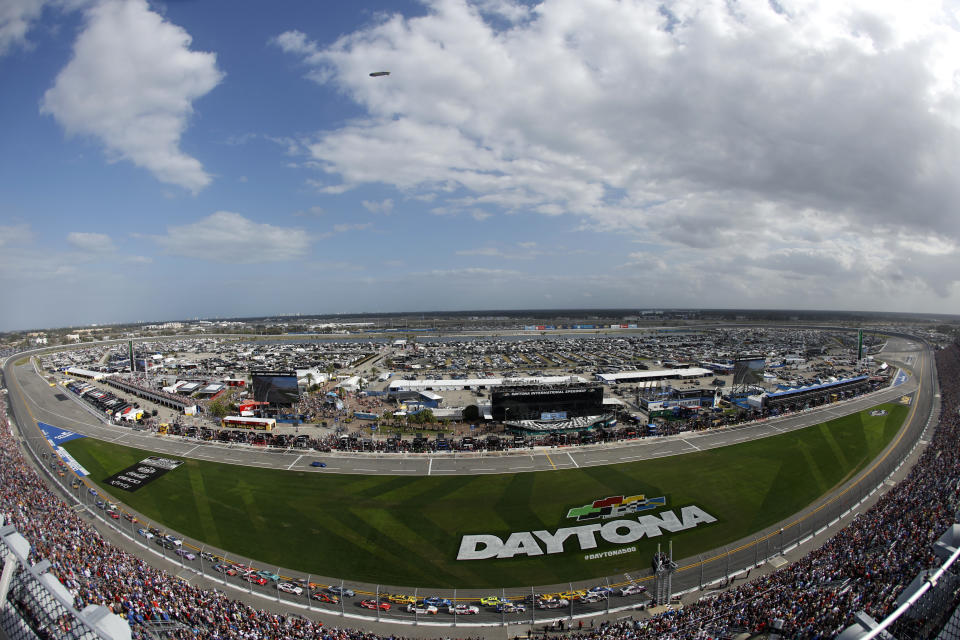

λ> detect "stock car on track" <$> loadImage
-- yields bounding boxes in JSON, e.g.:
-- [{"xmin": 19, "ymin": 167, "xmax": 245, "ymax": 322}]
[
  {"xmin": 326, "ymin": 586, "xmax": 355, "ymax": 598},
  {"xmin": 495, "ymin": 602, "xmax": 526, "ymax": 613},
  {"xmin": 360, "ymin": 599, "xmax": 391, "ymax": 611},
  {"xmin": 619, "ymin": 584, "xmax": 647, "ymax": 597},
  {"xmin": 422, "ymin": 596, "xmax": 452, "ymax": 608},
  {"xmin": 311, "ymin": 592, "xmax": 340, "ymax": 604},
  {"xmin": 175, "ymin": 549, "xmax": 196, "ymax": 561},
  {"xmin": 448, "ymin": 604, "xmax": 479, "ymax": 615},
  {"xmin": 386, "ymin": 593, "xmax": 415, "ymax": 605},
  {"xmin": 536, "ymin": 598, "xmax": 569, "ymax": 609},
  {"xmin": 244, "ymin": 575, "xmax": 268, "ymax": 586},
  {"xmin": 213, "ymin": 564, "xmax": 237, "ymax": 576},
  {"xmin": 137, "ymin": 528, "xmax": 154, "ymax": 540},
  {"xmin": 257, "ymin": 570, "xmax": 280, "ymax": 582},
  {"xmin": 405, "ymin": 604, "xmax": 438, "ymax": 615},
  {"xmin": 278, "ymin": 583, "xmax": 303, "ymax": 596},
  {"xmin": 480, "ymin": 596, "xmax": 508, "ymax": 607}
]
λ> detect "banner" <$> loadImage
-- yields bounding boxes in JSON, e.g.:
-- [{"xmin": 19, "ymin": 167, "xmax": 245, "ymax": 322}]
[{"xmin": 103, "ymin": 456, "xmax": 183, "ymax": 492}]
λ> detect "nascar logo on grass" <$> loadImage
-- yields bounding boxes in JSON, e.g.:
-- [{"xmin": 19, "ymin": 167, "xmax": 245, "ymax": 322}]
[
  {"xmin": 457, "ymin": 495, "xmax": 717, "ymax": 560},
  {"xmin": 567, "ymin": 494, "xmax": 667, "ymax": 521}
]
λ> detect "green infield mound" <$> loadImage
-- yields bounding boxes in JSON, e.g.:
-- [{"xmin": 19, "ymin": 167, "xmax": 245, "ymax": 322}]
[{"xmin": 63, "ymin": 403, "xmax": 907, "ymax": 588}]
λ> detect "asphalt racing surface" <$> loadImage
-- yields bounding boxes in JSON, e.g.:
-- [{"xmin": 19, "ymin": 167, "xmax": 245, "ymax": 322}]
[{"xmin": 1, "ymin": 335, "xmax": 937, "ymax": 632}]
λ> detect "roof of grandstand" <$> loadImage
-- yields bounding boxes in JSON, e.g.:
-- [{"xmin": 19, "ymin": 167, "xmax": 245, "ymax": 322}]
[
  {"xmin": 764, "ymin": 375, "xmax": 869, "ymax": 399},
  {"xmin": 65, "ymin": 366, "xmax": 112, "ymax": 380},
  {"xmin": 507, "ymin": 414, "xmax": 611, "ymax": 432},
  {"xmin": 387, "ymin": 375, "xmax": 587, "ymax": 391},
  {"xmin": 595, "ymin": 367, "xmax": 714, "ymax": 382}
]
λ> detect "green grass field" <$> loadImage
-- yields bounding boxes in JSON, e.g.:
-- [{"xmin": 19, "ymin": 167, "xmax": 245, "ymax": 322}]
[{"xmin": 63, "ymin": 403, "xmax": 907, "ymax": 588}]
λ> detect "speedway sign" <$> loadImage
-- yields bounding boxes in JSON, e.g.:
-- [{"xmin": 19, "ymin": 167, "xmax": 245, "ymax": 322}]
[{"xmin": 457, "ymin": 495, "xmax": 717, "ymax": 560}]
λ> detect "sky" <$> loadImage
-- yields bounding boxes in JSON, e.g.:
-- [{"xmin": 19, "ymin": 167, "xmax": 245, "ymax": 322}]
[{"xmin": 1, "ymin": 0, "xmax": 960, "ymax": 331}]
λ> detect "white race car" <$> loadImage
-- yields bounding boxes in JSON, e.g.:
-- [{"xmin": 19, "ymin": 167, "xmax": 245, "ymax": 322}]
[
  {"xmin": 406, "ymin": 604, "xmax": 438, "ymax": 615},
  {"xmin": 620, "ymin": 584, "xmax": 647, "ymax": 597},
  {"xmin": 278, "ymin": 583, "xmax": 304, "ymax": 596},
  {"xmin": 447, "ymin": 604, "xmax": 479, "ymax": 615}
]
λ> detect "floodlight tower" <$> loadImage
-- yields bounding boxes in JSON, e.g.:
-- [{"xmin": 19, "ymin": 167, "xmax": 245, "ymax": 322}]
[{"xmin": 652, "ymin": 541, "xmax": 678, "ymax": 605}]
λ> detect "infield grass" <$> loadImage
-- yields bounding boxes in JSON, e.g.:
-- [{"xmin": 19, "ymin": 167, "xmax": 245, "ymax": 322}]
[{"xmin": 62, "ymin": 403, "xmax": 907, "ymax": 588}]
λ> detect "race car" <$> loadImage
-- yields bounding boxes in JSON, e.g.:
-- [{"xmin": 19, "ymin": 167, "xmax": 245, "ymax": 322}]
[
  {"xmin": 422, "ymin": 596, "xmax": 452, "ymax": 608},
  {"xmin": 311, "ymin": 592, "xmax": 340, "ymax": 604},
  {"xmin": 122, "ymin": 513, "xmax": 138, "ymax": 523},
  {"xmin": 385, "ymin": 594, "xmax": 416, "ymax": 605},
  {"xmin": 480, "ymin": 596, "xmax": 508, "ymax": 607},
  {"xmin": 105, "ymin": 510, "xmax": 120, "ymax": 519},
  {"xmin": 405, "ymin": 604, "xmax": 438, "ymax": 615},
  {"xmin": 559, "ymin": 590, "xmax": 587, "ymax": 601},
  {"xmin": 243, "ymin": 575, "xmax": 268, "ymax": 586},
  {"xmin": 256, "ymin": 570, "xmax": 280, "ymax": 582},
  {"xmin": 136, "ymin": 528, "xmax": 154, "ymax": 540},
  {"xmin": 495, "ymin": 602, "xmax": 526, "ymax": 613},
  {"xmin": 212, "ymin": 564, "xmax": 237, "ymax": 576},
  {"xmin": 326, "ymin": 586, "xmax": 355, "ymax": 598},
  {"xmin": 360, "ymin": 599, "xmax": 391, "ymax": 611},
  {"xmin": 619, "ymin": 584, "xmax": 647, "ymax": 597},
  {"xmin": 447, "ymin": 604, "xmax": 479, "ymax": 615},
  {"xmin": 278, "ymin": 583, "xmax": 303, "ymax": 596},
  {"xmin": 175, "ymin": 549, "xmax": 196, "ymax": 561},
  {"xmin": 536, "ymin": 598, "xmax": 569, "ymax": 609},
  {"xmin": 589, "ymin": 585, "xmax": 614, "ymax": 596}
]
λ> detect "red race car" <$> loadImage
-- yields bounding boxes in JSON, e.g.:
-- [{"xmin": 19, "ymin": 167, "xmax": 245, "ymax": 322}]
[{"xmin": 360, "ymin": 599, "xmax": 391, "ymax": 611}]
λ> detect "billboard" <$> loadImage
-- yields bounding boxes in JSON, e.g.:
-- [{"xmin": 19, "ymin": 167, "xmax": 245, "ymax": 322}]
[
  {"xmin": 251, "ymin": 370, "xmax": 300, "ymax": 406},
  {"xmin": 733, "ymin": 357, "xmax": 765, "ymax": 386}
]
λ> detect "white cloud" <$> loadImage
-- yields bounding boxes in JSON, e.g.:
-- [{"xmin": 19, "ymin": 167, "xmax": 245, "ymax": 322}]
[
  {"xmin": 457, "ymin": 246, "xmax": 501, "ymax": 256},
  {"xmin": 0, "ymin": 223, "xmax": 34, "ymax": 247},
  {"xmin": 332, "ymin": 222, "xmax": 372, "ymax": 233},
  {"xmin": 0, "ymin": 0, "xmax": 49, "ymax": 55},
  {"xmin": 276, "ymin": 0, "xmax": 960, "ymax": 304},
  {"xmin": 361, "ymin": 198, "xmax": 394, "ymax": 214},
  {"xmin": 155, "ymin": 211, "xmax": 310, "ymax": 263},
  {"xmin": 67, "ymin": 231, "xmax": 114, "ymax": 253},
  {"xmin": 41, "ymin": 0, "xmax": 223, "ymax": 192}
]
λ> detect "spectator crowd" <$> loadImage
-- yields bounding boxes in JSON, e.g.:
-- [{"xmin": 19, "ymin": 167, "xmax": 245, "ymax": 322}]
[{"xmin": 1, "ymin": 343, "xmax": 959, "ymax": 639}]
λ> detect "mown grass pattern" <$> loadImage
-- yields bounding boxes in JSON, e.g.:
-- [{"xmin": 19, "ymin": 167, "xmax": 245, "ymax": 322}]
[{"xmin": 64, "ymin": 403, "xmax": 906, "ymax": 588}]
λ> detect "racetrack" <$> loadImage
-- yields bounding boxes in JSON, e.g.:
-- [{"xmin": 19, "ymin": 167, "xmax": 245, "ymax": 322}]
[{"xmin": 1, "ymin": 333, "xmax": 937, "ymax": 628}]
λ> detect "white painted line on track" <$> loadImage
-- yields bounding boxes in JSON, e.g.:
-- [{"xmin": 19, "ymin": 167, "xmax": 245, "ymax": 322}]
[
  {"xmin": 683, "ymin": 439, "xmax": 701, "ymax": 451},
  {"xmin": 183, "ymin": 444, "xmax": 201, "ymax": 456},
  {"xmin": 473, "ymin": 468, "xmax": 496, "ymax": 471},
  {"xmin": 225, "ymin": 458, "xmax": 242, "ymax": 462},
  {"xmin": 354, "ymin": 468, "xmax": 377, "ymax": 472},
  {"xmin": 567, "ymin": 452, "xmax": 579, "ymax": 468},
  {"xmin": 286, "ymin": 455, "xmax": 303, "ymax": 470},
  {"xmin": 428, "ymin": 458, "xmax": 433, "ymax": 475}
]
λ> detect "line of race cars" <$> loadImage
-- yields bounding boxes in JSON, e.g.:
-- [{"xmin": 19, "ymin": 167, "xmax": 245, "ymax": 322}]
[{"xmin": 79, "ymin": 479, "xmax": 655, "ymax": 617}]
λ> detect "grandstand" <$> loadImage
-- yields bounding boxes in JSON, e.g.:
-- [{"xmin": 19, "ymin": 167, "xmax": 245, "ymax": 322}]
[{"xmin": 1, "ymin": 342, "xmax": 960, "ymax": 639}]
